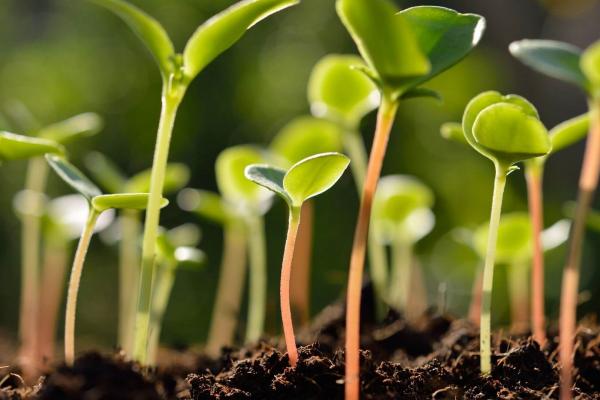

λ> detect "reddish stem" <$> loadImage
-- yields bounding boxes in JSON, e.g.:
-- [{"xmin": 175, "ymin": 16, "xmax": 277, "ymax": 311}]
[
  {"xmin": 559, "ymin": 101, "xmax": 600, "ymax": 400},
  {"xmin": 290, "ymin": 201, "xmax": 313, "ymax": 326},
  {"xmin": 526, "ymin": 167, "xmax": 546, "ymax": 345},
  {"xmin": 281, "ymin": 208, "xmax": 301, "ymax": 366},
  {"xmin": 345, "ymin": 97, "xmax": 398, "ymax": 400}
]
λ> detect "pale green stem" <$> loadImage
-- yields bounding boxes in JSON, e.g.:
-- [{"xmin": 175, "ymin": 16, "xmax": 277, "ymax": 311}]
[
  {"xmin": 389, "ymin": 239, "xmax": 412, "ymax": 313},
  {"xmin": 133, "ymin": 87, "xmax": 184, "ymax": 364},
  {"xmin": 118, "ymin": 210, "xmax": 141, "ymax": 357},
  {"xmin": 245, "ymin": 214, "xmax": 267, "ymax": 343},
  {"xmin": 343, "ymin": 128, "xmax": 389, "ymax": 317},
  {"xmin": 65, "ymin": 209, "xmax": 99, "ymax": 365},
  {"xmin": 480, "ymin": 165, "xmax": 508, "ymax": 375},
  {"xmin": 508, "ymin": 259, "xmax": 529, "ymax": 333},
  {"xmin": 206, "ymin": 222, "xmax": 247, "ymax": 357},
  {"xmin": 147, "ymin": 261, "xmax": 176, "ymax": 365},
  {"xmin": 19, "ymin": 157, "xmax": 49, "ymax": 374}
]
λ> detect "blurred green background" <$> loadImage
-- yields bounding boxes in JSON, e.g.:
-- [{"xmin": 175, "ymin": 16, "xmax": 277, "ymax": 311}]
[{"xmin": 0, "ymin": 0, "xmax": 599, "ymax": 351}]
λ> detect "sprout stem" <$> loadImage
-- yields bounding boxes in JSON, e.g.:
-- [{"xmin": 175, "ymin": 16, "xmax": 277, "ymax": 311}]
[
  {"xmin": 281, "ymin": 207, "xmax": 301, "ymax": 366},
  {"xmin": 290, "ymin": 201, "xmax": 313, "ymax": 325},
  {"xmin": 508, "ymin": 260, "xmax": 529, "ymax": 334},
  {"xmin": 559, "ymin": 100, "xmax": 600, "ymax": 400},
  {"xmin": 134, "ymin": 90, "xmax": 183, "ymax": 364},
  {"xmin": 118, "ymin": 210, "xmax": 141, "ymax": 357},
  {"xmin": 245, "ymin": 214, "xmax": 267, "ymax": 343},
  {"xmin": 468, "ymin": 266, "xmax": 483, "ymax": 327},
  {"xmin": 19, "ymin": 157, "xmax": 49, "ymax": 377},
  {"xmin": 345, "ymin": 96, "xmax": 398, "ymax": 400},
  {"xmin": 206, "ymin": 222, "xmax": 247, "ymax": 357},
  {"xmin": 525, "ymin": 166, "xmax": 546, "ymax": 345},
  {"xmin": 65, "ymin": 209, "xmax": 99, "ymax": 365},
  {"xmin": 148, "ymin": 261, "xmax": 176, "ymax": 365},
  {"xmin": 389, "ymin": 239, "xmax": 412, "ymax": 313},
  {"xmin": 480, "ymin": 165, "xmax": 508, "ymax": 375}
]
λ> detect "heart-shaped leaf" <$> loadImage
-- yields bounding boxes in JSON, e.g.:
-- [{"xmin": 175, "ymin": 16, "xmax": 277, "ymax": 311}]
[
  {"xmin": 92, "ymin": 193, "xmax": 168, "ymax": 213},
  {"xmin": 581, "ymin": 40, "xmax": 600, "ymax": 97},
  {"xmin": 244, "ymin": 164, "xmax": 290, "ymax": 203},
  {"xmin": 45, "ymin": 154, "xmax": 102, "ymax": 202},
  {"xmin": 307, "ymin": 54, "xmax": 379, "ymax": 127},
  {"xmin": 271, "ymin": 116, "xmax": 343, "ymax": 165},
  {"xmin": 336, "ymin": 0, "xmax": 430, "ymax": 92},
  {"xmin": 283, "ymin": 152, "xmax": 350, "ymax": 207},
  {"xmin": 89, "ymin": 0, "xmax": 175, "ymax": 78},
  {"xmin": 84, "ymin": 152, "xmax": 127, "ymax": 194},
  {"xmin": 400, "ymin": 6, "xmax": 485, "ymax": 90},
  {"xmin": 509, "ymin": 39, "xmax": 588, "ymax": 89},
  {"xmin": 183, "ymin": 0, "xmax": 298, "ymax": 81},
  {"xmin": 38, "ymin": 113, "xmax": 103, "ymax": 144},
  {"xmin": 127, "ymin": 163, "xmax": 190, "ymax": 194},
  {"xmin": 549, "ymin": 113, "xmax": 589, "ymax": 155},
  {"xmin": 0, "ymin": 131, "xmax": 64, "ymax": 162},
  {"xmin": 474, "ymin": 212, "xmax": 532, "ymax": 263},
  {"xmin": 177, "ymin": 188, "xmax": 233, "ymax": 226}
]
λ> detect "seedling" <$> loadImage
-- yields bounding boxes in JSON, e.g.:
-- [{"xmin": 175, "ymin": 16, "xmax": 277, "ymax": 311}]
[
  {"xmin": 461, "ymin": 90, "xmax": 551, "ymax": 375},
  {"xmin": 245, "ymin": 152, "xmax": 349, "ymax": 366},
  {"xmin": 89, "ymin": 0, "xmax": 298, "ymax": 363},
  {"xmin": 510, "ymin": 38, "xmax": 600, "ymax": 398},
  {"xmin": 371, "ymin": 175, "xmax": 434, "ymax": 321},
  {"xmin": 336, "ymin": 1, "xmax": 484, "ymax": 395},
  {"xmin": 44, "ymin": 154, "xmax": 167, "ymax": 365},
  {"xmin": 85, "ymin": 152, "xmax": 189, "ymax": 357},
  {"xmin": 149, "ymin": 224, "xmax": 205, "ymax": 364},
  {"xmin": 441, "ymin": 112, "xmax": 589, "ymax": 344},
  {"xmin": 271, "ymin": 116, "xmax": 343, "ymax": 324}
]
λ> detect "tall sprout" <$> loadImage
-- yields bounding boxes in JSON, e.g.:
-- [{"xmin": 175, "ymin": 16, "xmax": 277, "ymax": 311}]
[
  {"xmin": 334, "ymin": 2, "xmax": 484, "ymax": 396},
  {"xmin": 510, "ymin": 39, "xmax": 600, "ymax": 398},
  {"xmin": 88, "ymin": 0, "xmax": 298, "ymax": 363}
]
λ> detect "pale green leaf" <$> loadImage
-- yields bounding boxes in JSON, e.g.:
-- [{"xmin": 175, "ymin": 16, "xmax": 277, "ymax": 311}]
[
  {"xmin": 474, "ymin": 212, "xmax": 531, "ymax": 263},
  {"xmin": 84, "ymin": 152, "xmax": 127, "ymax": 194},
  {"xmin": 92, "ymin": 193, "xmax": 168, "ymax": 212},
  {"xmin": 244, "ymin": 164, "xmax": 290, "ymax": 204},
  {"xmin": 38, "ymin": 113, "xmax": 103, "ymax": 144},
  {"xmin": 45, "ymin": 154, "xmax": 102, "ymax": 202},
  {"xmin": 127, "ymin": 163, "xmax": 190, "ymax": 194},
  {"xmin": 581, "ymin": 40, "xmax": 600, "ymax": 97},
  {"xmin": 440, "ymin": 122, "xmax": 467, "ymax": 144},
  {"xmin": 177, "ymin": 188, "xmax": 232, "ymax": 225},
  {"xmin": 549, "ymin": 113, "xmax": 589, "ymax": 155},
  {"xmin": 0, "ymin": 131, "xmax": 64, "ymax": 162}
]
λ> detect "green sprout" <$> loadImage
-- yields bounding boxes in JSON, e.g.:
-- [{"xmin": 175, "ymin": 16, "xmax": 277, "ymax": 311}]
[
  {"xmin": 510, "ymin": 38, "xmax": 600, "ymax": 398},
  {"xmin": 245, "ymin": 152, "xmax": 349, "ymax": 367},
  {"xmin": 441, "ymin": 112, "xmax": 589, "ymax": 344},
  {"xmin": 461, "ymin": 91, "xmax": 551, "ymax": 375},
  {"xmin": 270, "ymin": 116, "xmax": 343, "ymax": 324},
  {"xmin": 149, "ymin": 224, "xmax": 205, "ymax": 365},
  {"xmin": 85, "ymin": 152, "xmax": 189, "ymax": 358},
  {"xmin": 371, "ymin": 175, "xmax": 434, "ymax": 321},
  {"xmin": 88, "ymin": 0, "xmax": 298, "ymax": 363},
  {"xmin": 335, "ymin": 1, "xmax": 484, "ymax": 395},
  {"xmin": 45, "ymin": 154, "xmax": 167, "ymax": 365}
]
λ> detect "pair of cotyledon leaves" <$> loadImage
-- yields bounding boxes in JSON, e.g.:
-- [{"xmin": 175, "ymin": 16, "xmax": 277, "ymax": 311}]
[
  {"xmin": 336, "ymin": 0, "xmax": 485, "ymax": 98},
  {"xmin": 89, "ymin": 0, "xmax": 298, "ymax": 82},
  {"xmin": 45, "ymin": 154, "xmax": 168, "ymax": 215},
  {"xmin": 509, "ymin": 39, "xmax": 600, "ymax": 98},
  {"xmin": 0, "ymin": 113, "xmax": 102, "ymax": 163}
]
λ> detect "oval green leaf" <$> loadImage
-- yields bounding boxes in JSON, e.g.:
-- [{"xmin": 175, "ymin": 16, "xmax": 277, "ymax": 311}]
[
  {"xmin": 271, "ymin": 116, "xmax": 343, "ymax": 165},
  {"xmin": 92, "ymin": 192, "xmax": 168, "ymax": 213},
  {"xmin": 283, "ymin": 152, "xmax": 350, "ymax": 207},
  {"xmin": 0, "ymin": 131, "xmax": 64, "ymax": 162},
  {"xmin": 581, "ymin": 40, "xmax": 600, "ymax": 97},
  {"xmin": 307, "ymin": 54, "xmax": 379, "ymax": 126},
  {"xmin": 45, "ymin": 154, "xmax": 102, "ymax": 202},
  {"xmin": 183, "ymin": 0, "xmax": 298, "ymax": 81},
  {"xmin": 474, "ymin": 212, "xmax": 531, "ymax": 263},
  {"xmin": 372, "ymin": 175, "xmax": 434, "ymax": 224},
  {"xmin": 549, "ymin": 113, "xmax": 589, "ymax": 155},
  {"xmin": 177, "ymin": 188, "xmax": 232, "ymax": 226},
  {"xmin": 89, "ymin": 0, "xmax": 175, "ymax": 78},
  {"xmin": 127, "ymin": 163, "xmax": 190, "ymax": 194},
  {"xmin": 509, "ymin": 39, "xmax": 587, "ymax": 89},
  {"xmin": 38, "ymin": 113, "xmax": 103, "ymax": 144},
  {"xmin": 336, "ymin": 0, "xmax": 430, "ymax": 91},
  {"xmin": 244, "ymin": 164, "xmax": 290, "ymax": 204}
]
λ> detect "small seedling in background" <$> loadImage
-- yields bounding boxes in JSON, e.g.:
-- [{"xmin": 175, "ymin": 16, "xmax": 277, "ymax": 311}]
[
  {"xmin": 371, "ymin": 175, "xmax": 434, "ymax": 322},
  {"xmin": 336, "ymin": 1, "xmax": 484, "ymax": 395},
  {"xmin": 89, "ymin": 0, "xmax": 298, "ymax": 363},
  {"xmin": 461, "ymin": 91, "xmax": 551, "ymax": 375},
  {"xmin": 270, "ymin": 116, "xmax": 343, "ymax": 324},
  {"xmin": 45, "ymin": 154, "xmax": 167, "ymax": 365},
  {"xmin": 245, "ymin": 152, "xmax": 349, "ymax": 366},
  {"xmin": 510, "ymin": 38, "xmax": 600, "ymax": 398},
  {"xmin": 85, "ymin": 152, "xmax": 189, "ymax": 358},
  {"xmin": 441, "ymin": 112, "xmax": 589, "ymax": 344},
  {"xmin": 149, "ymin": 224, "xmax": 205, "ymax": 364}
]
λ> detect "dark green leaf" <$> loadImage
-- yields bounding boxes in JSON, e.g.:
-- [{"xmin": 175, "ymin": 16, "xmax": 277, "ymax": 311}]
[
  {"xmin": 45, "ymin": 154, "xmax": 102, "ymax": 202},
  {"xmin": 244, "ymin": 164, "xmax": 290, "ymax": 204}
]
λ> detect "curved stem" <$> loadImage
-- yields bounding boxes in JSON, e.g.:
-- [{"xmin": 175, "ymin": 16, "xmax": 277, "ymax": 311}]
[
  {"xmin": 147, "ymin": 261, "xmax": 176, "ymax": 366},
  {"xmin": 281, "ymin": 207, "xmax": 301, "ymax": 366},
  {"xmin": 345, "ymin": 96, "xmax": 398, "ymax": 400},
  {"xmin": 508, "ymin": 260, "xmax": 530, "ymax": 334},
  {"xmin": 19, "ymin": 157, "xmax": 49, "ymax": 376},
  {"xmin": 480, "ymin": 166, "xmax": 508, "ymax": 375},
  {"xmin": 64, "ymin": 210, "xmax": 99, "ymax": 365},
  {"xmin": 118, "ymin": 210, "xmax": 141, "ymax": 357},
  {"xmin": 133, "ymin": 90, "xmax": 183, "ymax": 364},
  {"xmin": 560, "ymin": 100, "xmax": 600, "ymax": 400},
  {"xmin": 525, "ymin": 166, "xmax": 546, "ymax": 345},
  {"xmin": 245, "ymin": 214, "xmax": 267, "ymax": 343},
  {"xmin": 290, "ymin": 201, "xmax": 313, "ymax": 326},
  {"xmin": 206, "ymin": 222, "xmax": 247, "ymax": 357}
]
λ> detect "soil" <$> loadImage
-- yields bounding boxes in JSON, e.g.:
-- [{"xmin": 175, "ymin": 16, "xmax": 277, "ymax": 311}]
[{"xmin": 2, "ymin": 288, "xmax": 600, "ymax": 399}]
